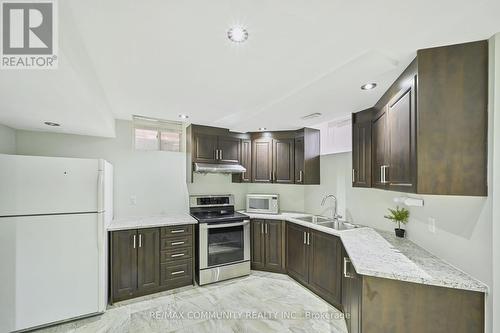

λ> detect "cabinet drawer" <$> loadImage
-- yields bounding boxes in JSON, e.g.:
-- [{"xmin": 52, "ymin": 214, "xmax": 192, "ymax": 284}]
[
  {"xmin": 161, "ymin": 260, "xmax": 193, "ymax": 287},
  {"xmin": 161, "ymin": 246, "xmax": 193, "ymax": 263},
  {"xmin": 161, "ymin": 225, "xmax": 193, "ymax": 238},
  {"xmin": 160, "ymin": 235, "xmax": 192, "ymax": 250}
]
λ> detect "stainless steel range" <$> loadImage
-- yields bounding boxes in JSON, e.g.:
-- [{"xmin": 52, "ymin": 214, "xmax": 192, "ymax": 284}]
[{"xmin": 190, "ymin": 194, "xmax": 250, "ymax": 285}]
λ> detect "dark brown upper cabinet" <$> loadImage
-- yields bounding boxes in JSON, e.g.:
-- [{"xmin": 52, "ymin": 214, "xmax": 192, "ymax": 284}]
[
  {"xmin": 352, "ymin": 109, "xmax": 372, "ymax": 188},
  {"xmin": 294, "ymin": 128, "xmax": 321, "ymax": 185},
  {"xmin": 250, "ymin": 219, "xmax": 285, "ymax": 273},
  {"xmin": 252, "ymin": 138, "xmax": 273, "ymax": 183},
  {"xmin": 353, "ymin": 40, "xmax": 488, "ymax": 196},
  {"xmin": 233, "ymin": 139, "xmax": 252, "ymax": 183},
  {"xmin": 187, "ymin": 124, "xmax": 320, "ymax": 184},
  {"xmin": 273, "ymin": 138, "xmax": 294, "ymax": 184}
]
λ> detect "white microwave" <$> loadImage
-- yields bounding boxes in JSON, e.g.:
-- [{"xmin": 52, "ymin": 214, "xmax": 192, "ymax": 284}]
[{"xmin": 246, "ymin": 194, "xmax": 279, "ymax": 214}]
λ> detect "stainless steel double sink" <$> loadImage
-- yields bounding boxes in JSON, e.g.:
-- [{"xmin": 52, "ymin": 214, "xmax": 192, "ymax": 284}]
[{"xmin": 295, "ymin": 215, "xmax": 359, "ymax": 231}]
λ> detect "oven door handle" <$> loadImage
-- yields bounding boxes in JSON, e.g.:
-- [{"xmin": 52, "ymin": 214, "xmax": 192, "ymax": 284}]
[{"xmin": 206, "ymin": 220, "xmax": 250, "ymax": 229}]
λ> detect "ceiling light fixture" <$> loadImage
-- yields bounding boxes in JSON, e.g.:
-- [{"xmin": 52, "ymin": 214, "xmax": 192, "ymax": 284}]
[
  {"xmin": 258, "ymin": 127, "xmax": 267, "ymax": 131},
  {"xmin": 301, "ymin": 113, "xmax": 322, "ymax": 120},
  {"xmin": 361, "ymin": 83, "xmax": 377, "ymax": 90},
  {"xmin": 44, "ymin": 121, "xmax": 60, "ymax": 127},
  {"xmin": 178, "ymin": 114, "xmax": 189, "ymax": 119},
  {"xmin": 227, "ymin": 26, "xmax": 249, "ymax": 43}
]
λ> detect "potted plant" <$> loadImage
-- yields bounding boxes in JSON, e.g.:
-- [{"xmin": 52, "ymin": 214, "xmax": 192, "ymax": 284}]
[{"xmin": 384, "ymin": 206, "xmax": 409, "ymax": 238}]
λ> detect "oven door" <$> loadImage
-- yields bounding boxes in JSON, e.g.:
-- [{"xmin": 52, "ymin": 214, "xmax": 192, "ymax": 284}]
[{"xmin": 199, "ymin": 220, "xmax": 250, "ymax": 269}]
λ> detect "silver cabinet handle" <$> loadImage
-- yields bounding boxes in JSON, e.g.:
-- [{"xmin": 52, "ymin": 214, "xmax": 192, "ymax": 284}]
[
  {"xmin": 171, "ymin": 229, "xmax": 185, "ymax": 234},
  {"xmin": 133, "ymin": 234, "xmax": 136, "ymax": 249},
  {"xmin": 261, "ymin": 223, "xmax": 264, "ymax": 234},
  {"xmin": 299, "ymin": 170, "xmax": 303, "ymax": 183},
  {"xmin": 171, "ymin": 270, "xmax": 185, "ymax": 275},
  {"xmin": 380, "ymin": 165, "xmax": 389, "ymax": 184},
  {"xmin": 352, "ymin": 169, "xmax": 356, "ymax": 183},
  {"xmin": 265, "ymin": 223, "xmax": 268, "ymax": 234},
  {"xmin": 219, "ymin": 150, "xmax": 223, "ymax": 160},
  {"xmin": 307, "ymin": 232, "xmax": 310, "ymax": 245},
  {"xmin": 171, "ymin": 241, "xmax": 185, "ymax": 246},
  {"xmin": 303, "ymin": 232, "xmax": 306, "ymax": 244},
  {"xmin": 138, "ymin": 234, "xmax": 142, "ymax": 248},
  {"xmin": 344, "ymin": 257, "xmax": 355, "ymax": 278},
  {"xmin": 171, "ymin": 253, "xmax": 185, "ymax": 258}
]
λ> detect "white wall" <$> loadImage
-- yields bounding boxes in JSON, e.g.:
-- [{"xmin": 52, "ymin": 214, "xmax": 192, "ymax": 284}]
[
  {"xmin": 16, "ymin": 120, "xmax": 190, "ymax": 218},
  {"xmin": 0, "ymin": 124, "xmax": 16, "ymax": 154}
]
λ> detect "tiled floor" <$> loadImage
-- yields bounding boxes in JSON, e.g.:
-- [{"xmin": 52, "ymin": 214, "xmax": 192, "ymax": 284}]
[{"xmin": 36, "ymin": 271, "xmax": 348, "ymax": 333}]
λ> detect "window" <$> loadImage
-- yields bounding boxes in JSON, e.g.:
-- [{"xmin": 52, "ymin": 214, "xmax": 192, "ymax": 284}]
[{"xmin": 133, "ymin": 116, "xmax": 183, "ymax": 152}]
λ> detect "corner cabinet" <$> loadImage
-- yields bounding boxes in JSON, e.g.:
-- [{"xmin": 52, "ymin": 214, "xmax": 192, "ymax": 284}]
[
  {"xmin": 352, "ymin": 40, "xmax": 488, "ymax": 196},
  {"xmin": 250, "ymin": 220, "xmax": 285, "ymax": 273},
  {"xmin": 110, "ymin": 225, "xmax": 194, "ymax": 303},
  {"xmin": 286, "ymin": 223, "xmax": 343, "ymax": 308}
]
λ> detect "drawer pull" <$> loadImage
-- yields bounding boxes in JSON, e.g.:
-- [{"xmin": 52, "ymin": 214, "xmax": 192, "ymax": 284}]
[
  {"xmin": 171, "ymin": 241, "xmax": 185, "ymax": 246},
  {"xmin": 171, "ymin": 253, "xmax": 185, "ymax": 258},
  {"xmin": 171, "ymin": 270, "xmax": 185, "ymax": 275},
  {"xmin": 171, "ymin": 230, "xmax": 185, "ymax": 234}
]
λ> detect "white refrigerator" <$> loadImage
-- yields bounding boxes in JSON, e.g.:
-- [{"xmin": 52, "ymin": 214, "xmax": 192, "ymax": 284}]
[{"xmin": 0, "ymin": 154, "xmax": 113, "ymax": 332}]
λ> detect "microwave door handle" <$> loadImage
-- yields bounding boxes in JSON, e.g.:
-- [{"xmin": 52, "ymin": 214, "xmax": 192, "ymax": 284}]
[{"xmin": 206, "ymin": 220, "xmax": 250, "ymax": 229}]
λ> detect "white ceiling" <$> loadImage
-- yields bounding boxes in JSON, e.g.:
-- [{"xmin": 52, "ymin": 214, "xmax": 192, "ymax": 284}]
[{"xmin": 1, "ymin": 0, "xmax": 500, "ymax": 136}]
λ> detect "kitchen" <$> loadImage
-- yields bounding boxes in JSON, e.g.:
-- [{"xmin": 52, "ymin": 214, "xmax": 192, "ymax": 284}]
[{"xmin": 0, "ymin": 1, "xmax": 500, "ymax": 333}]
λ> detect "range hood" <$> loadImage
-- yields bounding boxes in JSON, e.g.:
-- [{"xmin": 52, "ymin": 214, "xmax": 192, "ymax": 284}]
[{"xmin": 194, "ymin": 163, "xmax": 246, "ymax": 174}]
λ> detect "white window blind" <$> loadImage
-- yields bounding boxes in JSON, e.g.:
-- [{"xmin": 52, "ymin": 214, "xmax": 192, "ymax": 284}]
[{"xmin": 133, "ymin": 116, "xmax": 183, "ymax": 152}]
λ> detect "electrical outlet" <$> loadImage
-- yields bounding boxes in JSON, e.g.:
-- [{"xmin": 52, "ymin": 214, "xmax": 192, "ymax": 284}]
[
  {"xmin": 428, "ymin": 217, "xmax": 436, "ymax": 233},
  {"xmin": 130, "ymin": 195, "xmax": 137, "ymax": 206}
]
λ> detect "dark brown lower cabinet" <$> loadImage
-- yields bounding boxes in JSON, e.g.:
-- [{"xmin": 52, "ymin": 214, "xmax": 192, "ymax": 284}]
[
  {"xmin": 341, "ymin": 250, "xmax": 484, "ymax": 333},
  {"xmin": 286, "ymin": 223, "xmax": 343, "ymax": 307},
  {"xmin": 110, "ymin": 225, "xmax": 194, "ymax": 303},
  {"xmin": 111, "ymin": 229, "xmax": 138, "ymax": 301},
  {"xmin": 250, "ymin": 220, "xmax": 285, "ymax": 273}
]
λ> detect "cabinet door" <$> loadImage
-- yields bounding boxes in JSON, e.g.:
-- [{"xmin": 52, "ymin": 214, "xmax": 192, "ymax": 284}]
[
  {"xmin": 286, "ymin": 223, "xmax": 309, "ymax": 285},
  {"xmin": 308, "ymin": 230, "xmax": 343, "ymax": 307},
  {"xmin": 372, "ymin": 108, "xmax": 389, "ymax": 189},
  {"xmin": 137, "ymin": 228, "xmax": 160, "ymax": 292},
  {"xmin": 273, "ymin": 138, "xmax": 294, "ymax": 184},
  {"xmin": 111, "ymin": 230, "xmax": 138, "ymax": 301},
  {"xmin": 218, "ymin": 136, "xmax": 240, "ymax": 164},
  {"xmin": 252, "ymin": 139, "xmax": 273, "ymax": 183},
  {"xmin": 250, "ymin": 220, "xmax": 265, "ymax": 270},
  {"xmin": 264, "ymin": 220, "xmax": 284, "ymax": 272},
  {"xmin": 240, "ymin": 139, "xmax": 252, "ymax": 182},
  {"xmin": 194, "ymin": 133, "xmax": 218, "ymax": 163},
  {"xmin": 294, "ymin": 137, "xmax": 305, "ymax": 184},
  {"xmin": 352, "ymin": 119, "xmax": 372, "ymax": 188},
  {"xmin": 342, "ymin": 249, "xmax": 362, "ymax": 333},
  {"xmin": 387, "ymin": 84, "xmax": 416, "ymax": 192}
]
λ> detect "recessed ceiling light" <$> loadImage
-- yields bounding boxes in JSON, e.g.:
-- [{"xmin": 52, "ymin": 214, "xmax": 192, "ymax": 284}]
[
  {"xmin": 227, "ymin": 26, "xmax": 249, "ymax": 43},
  {"xmin": 178, "ymin": 114, "xmax": 189, "ymax": 119},
  {"xmin": 44, "ymin": 121, "xmax": 60, "ymax": 127},
  {"xmin": 258, "ymin": 127, "xmax": 267, "ymax": 131},
  {"xmin": 361, "ymin": 83, "xmax": 377, "ymax": 90}
]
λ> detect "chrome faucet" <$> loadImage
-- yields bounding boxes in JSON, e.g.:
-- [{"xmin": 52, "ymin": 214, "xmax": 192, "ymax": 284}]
[{"xmin": 321, "ymin": 194, "xmax": 342, "ymax": 221}]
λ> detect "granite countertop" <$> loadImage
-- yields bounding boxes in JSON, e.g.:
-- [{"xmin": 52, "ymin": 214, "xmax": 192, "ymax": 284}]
[
  {"xmin": 240, "ymin": 211, "xmax": 488, "ymax": 293},
  {"xmin": 108, "ymin": 213, "xmax": 197, "ymax": 231}
]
